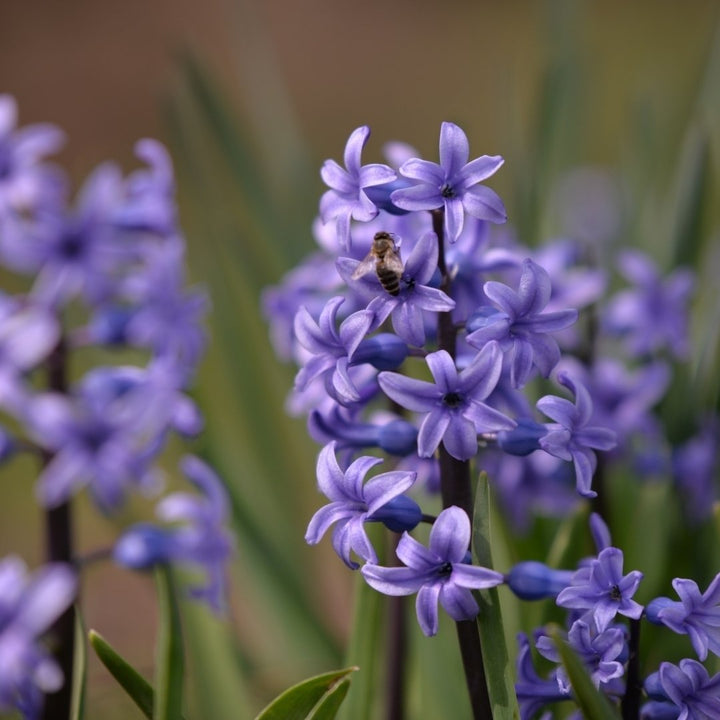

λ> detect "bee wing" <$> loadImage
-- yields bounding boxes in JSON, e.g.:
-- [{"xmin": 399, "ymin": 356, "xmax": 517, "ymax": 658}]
[
  {"xmin": 383, "ymin": 250, "xmax": 405, "ymax": 276},
  {"xmin": 351, "ymin": 253, "xmax": 377, "ymax": 280}
]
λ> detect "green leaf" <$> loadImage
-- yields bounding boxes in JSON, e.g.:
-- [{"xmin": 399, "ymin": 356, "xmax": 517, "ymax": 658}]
[
  {"xmin": 254, "ymin": 668, "xmax": 358, "ymax": 720},
  {"xmin": 88, "ymin": 630, "xmax": 155, "ymax": 719},
  {"xmin": 69, "ymin": 607, "xmax": 87, "ymax": 720},
  {"xmin": 472, "ymin": 473, "xmax": 521, "ymax": 720},
  {"xmin": 154, "ymin": 565, "xmax": 185, "ymax": 720},
  {"xmin": 551, "ymin": 627, "xmax": 620, "ymax": 720}
]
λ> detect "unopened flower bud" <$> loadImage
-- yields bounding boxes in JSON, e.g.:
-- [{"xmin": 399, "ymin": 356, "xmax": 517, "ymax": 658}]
[
  {"xmin": 369, "ymin": 494, "xmax": 422, "ymax": 533},
  {"xmin": 377, "ymin": 419, "xmax": 417, "ymax": 455},
  {"xmin": 497, "ymin": 419, "xmax": 547, "ymax": 456},
  {"xmin": 506, "ymin": 561, "xmax": 573, "ymax": 600},
  {"xmin": 352, "ymin": 333, "xmax": 409, "ymax": 371}
]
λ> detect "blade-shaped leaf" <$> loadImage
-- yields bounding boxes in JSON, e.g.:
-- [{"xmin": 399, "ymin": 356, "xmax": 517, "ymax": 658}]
[
  {"xmin": 88, "ymin": 630, "xmax": 154, "ymax": 720},
  {"xmin": 154, "ymin": 565, "xmax": 184, "ymax": 720},
  {"xmin": 255, "ymin": 667, "xmax": 358, "ymax": 720},
  {"xmin": 551, "ymin": 627, "xmax": 620, "ymax": 720},
  {"xmin": 69, "ymin": 607, "xmax": 86, "ymax": 720},
  {"xmin": 472, "ymin": 473, "xmax": 521, "ymax": 720}
]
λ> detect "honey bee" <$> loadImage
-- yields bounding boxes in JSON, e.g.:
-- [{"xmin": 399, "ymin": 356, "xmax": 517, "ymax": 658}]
[{"xmin": 351, "ymin": 231, "xmax": 404, "ymax": 296}]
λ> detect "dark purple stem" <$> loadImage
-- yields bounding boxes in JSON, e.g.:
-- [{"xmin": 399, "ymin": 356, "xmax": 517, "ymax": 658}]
[
  {"xmin": 385, "ymin": 534, "xmax": 407, "ymax": 720},
  {"xmin": 621, "ymin": 618, "xmax": 641, "ymax": 720},
  {"xmin": 41, "ymin": 335, "xmax": 75, "ymax": 720},
  {"xmin": 433, "ymin": 209, "xmax": 492, "ymax": 720}
]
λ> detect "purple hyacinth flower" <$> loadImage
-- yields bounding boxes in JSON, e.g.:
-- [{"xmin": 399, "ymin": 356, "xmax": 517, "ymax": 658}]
[
  {"xmin": 536, "ymin": 373, "xmax": 617, "ymax": 498},
  {"xmin": 646, "ymin": 576, "xmax": 720, "ymax": 661},
  {"xmin": 361, "ymin": 506, "xmax": 504, "ymax": 636},
  {"xmin": 378, "ymin": 344, "xmax": 515, "ymax": 461},
  {"xmin": 515, "ymin": 632, "xmax": 572, "ymax": 720},
  {"xmin": 390, "ymin": 121, "xmax": 507, "ymax": 243},
  {"xmin": 466, "ymin": 258, "xmax": 578, "ymax": 388},
  {"xmin": 115, "ymin": 455, "xmax": 234, "ymax": 612},
  {"xmin": 602, "ymin": 250, "xmax": 694, "ymax": 360},
  {"xmin": 320, "ymin": 126, "xmax": 396, "ymax": 250},
  {"xmin": 0, "ymin": 556, "xmax": 76, "ymax": 720},
  {"xmin": 0, "ymin": 95, "xmax": 65, "ymax": 220},
  {"xmin": 536, "ymin": 619, "xmax": 627, "ymax": 693},
  {"xmin": 556, "ymin": 547, "xmax": 644, "ymax": 632},
  {"xmin": 293, "ymin": 297, "xmax": 374, "ymax": 404},
  {"xmin": 646, "ymin": 659, "xmax": 720, "ymax": 719},
  {"xmin": 338, "ymin": 230, "xmax": 455, "ymax": 347},
  {"xmin": 305, "ymin": 442, "xmax": 417, "ymax": 569}
]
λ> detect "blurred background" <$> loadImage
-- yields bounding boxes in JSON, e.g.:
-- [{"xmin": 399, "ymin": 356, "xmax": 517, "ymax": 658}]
[{"xmin": 1, "ymin": 0, "xmax": 719, "ymax": 717}]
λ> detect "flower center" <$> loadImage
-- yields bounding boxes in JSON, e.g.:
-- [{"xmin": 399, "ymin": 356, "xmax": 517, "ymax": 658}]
[
  {"xmin": 609, "ymin": 584, "xmax": 622, "ymax": 601},
  {"xmin": 441, "ymin": 183, "xmax": 455, "ymax": 198},
  {"xmin": 442, "ymin": 392, "xmax": 463, "ymax": 408},
  {"xmin": 438, "ymin": 561, "xmax": 453, "ymax": 577}
]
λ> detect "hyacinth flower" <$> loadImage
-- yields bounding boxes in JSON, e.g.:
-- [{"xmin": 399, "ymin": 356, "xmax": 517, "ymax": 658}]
[
  {"xmin": 0, "ymin": 94, "xmax": 64, "ymax": 221},
  {"xmin": 319, "ymin": 125, "xmax": 396, "ymax": 250},
  {"xmin": 378, "ymin": 343, "xmax": 515, "ymax": 461},
  {"xmin": 514, "ymin": 632, "xmax": 572, "ymax": 720},
  {"xmin": 338, "ymin": 230, "xmax": 455, "ymax": 347},
  {"xmin": 114, "ymin": 455, "xmax": 234, "ymax": 612},
  {"xmin": 465, "ymin": 258, "xmax": 578, "ymax": 388},
  {"xmin": 305, "ymin": 442, "xmax": 420, "ymax": 569},
  {"xmin": 556, "ymin": 547, "xmax": 644, "ymax": 632},
  {"xmin": 536, "ymin": 619, "xmax": 627, "ymax": 693},
  {"xmin": 646, "ymin": 576, "xmax": 720, "ymax": 661},
  {"xmin": 536, "ymin": 372, "xmax": 617, "ymax": 497},
  {"xmin": 293, "ymin": 296, "xmax": 374, "ymax": 404},
  {"xmin": 362, "ymin": 506, "xmax": 504, "ymax": 636},
  {"xmin": 0, "ymin": 556, "xmax": 76, "ymax": 720},
  {"xmin": 390, "ymin": 121, "xmax": 507, "ymax": 243},
  {"xmin": 643, "ymin": 659, "xmax": 720, "ymax": 719},
  {"xmin": 602, "ymin": 249, "xmax": 694, "ymax": 360}
]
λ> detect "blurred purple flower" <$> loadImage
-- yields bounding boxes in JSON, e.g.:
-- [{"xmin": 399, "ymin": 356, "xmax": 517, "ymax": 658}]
[
  {"xmin": 466, "ymin": 259, "xmax": 577, "ymax": 388},
  {"xmin": 603, "ymin": 250, "xmax": 694, "ymax": 359},
  {"xmin": 320, "ymin": 126, "xmax": 396, "ymax": 250},
  {"xmin": 378, "ymin": 344, "xmax": 515, "ymax": 460},
  {"xmin": 305, "ymin": 442, "xmax": 418, "ymax": 568},
  {"xmin": 362, "ymin": 506, "xmax": 504, "ymax": 636},
  {"xmin": 537, "ymin": 373, "xmax": 617, "ymax": 498},
  {"xmin": 556, "ymin": 547, "xmax": 644, "ymax": 631},
  {"xmin": 644, "ymin": 659, "xmax": 720, "ymax": 719},
  {"xmin": 390, "ymin": 121, "xmax": 506, "ymax": 243},
  {"xmin": 0, "ymin": 556, "xmax": 76, "ymax": 720},
  {"xmin": 646, "ymin": 576, "xmax": 720, "ymax": 661},
  {"xmin": 114, "ymin": 455, "xmax": 234, "ymax": 612}
]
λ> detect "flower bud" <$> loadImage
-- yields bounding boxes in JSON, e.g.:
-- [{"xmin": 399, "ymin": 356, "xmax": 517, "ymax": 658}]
[
  {"xmin": 645, "ymin": 596, "xmax": 676, "ymax": 625},
  {"xmin": 352, "ymin": 333, "xmax": 408, "ymax": 371},
  {"xmin": 497, "ymin": 419, "xmax": 547, "ymax": 456},
  {"xmin": 364, "ymin": 179, "xmax": 414, "ymax": 216},
  {"xmin": 370, "ymin": 494, "xmax": 422, "ymax": 533},
  {"xmin": 377, "ymin": 419, "xmax": 417, "ymax": 456},
  {"xmin": 114, "ymin": 524, "xmax": 173, "ymax": 569},
  {"xmin": 506, "ymin": 561, "xmax": 573, "ymax": 600}
]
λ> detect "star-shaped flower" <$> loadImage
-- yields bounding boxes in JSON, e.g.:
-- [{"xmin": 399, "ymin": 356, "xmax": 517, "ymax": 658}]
[
  {"xmin": 362, "ymin": 506, "xmax": 504, "ymax": 636},
  {"xmin": 320, "ymin": 126, "xmax": 396, "ymax": 250},
  {"xmin": 390, "ymin": 121, "xmax": 507, "ymax": 243},
  {"xmin": 378, "ymin": 344, "xmax": 514, "ymax": 460}
]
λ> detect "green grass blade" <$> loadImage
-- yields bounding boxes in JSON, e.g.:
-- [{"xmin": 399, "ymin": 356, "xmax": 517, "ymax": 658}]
[
  {"xmin": 69, "ymin": 607, "xmax": 86, "ymax": 720},
  {"xmin": 307, "ymin": 679, "xmax": 352, "ymax": 720},
  {"xmin": 88, "ymin": 630, "xmax": 154, "ymax": 720},
  {"xmin": 551, "ymin": 627, "xmax": 620, "ymax": 720},
  {"xmin": 254, "ymin": 668, "xmax": 357, "ymax": 720},
  {"xmin": 472, "ymin": 473, "xmax": 520, "ymax": 720},
  {"xmin": 154, "ymin": 565, "xmax": 185, "ymax": 720}
]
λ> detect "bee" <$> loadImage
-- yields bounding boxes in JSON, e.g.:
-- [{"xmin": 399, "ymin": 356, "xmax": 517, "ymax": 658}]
[{"xmin": 351, "ymin": 231, "xmax": 404, "ymax": 296}]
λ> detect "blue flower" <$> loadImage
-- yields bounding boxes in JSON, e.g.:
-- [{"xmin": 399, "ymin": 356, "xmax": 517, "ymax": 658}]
[
  {"xmin": 466, "ymin": 258, "xmax": 578, "ymax": 388},
  {"xmin": 536, "ymin": 373, "xmax": 617, "ymax": 498},
  {"xmin": 390, "ymin": 121, "xmax": 507, "ymax": 243},
  {"xmin": 378, "ymin": 344, "xmax": 515, "ymax": 461},
  {"xmin": 0, "ymin": 556, "xmax": 76, "ymax": 720},
  {"xmin": 338, "ymin": 231, "xmax": 455, "ymax": 347},
  {"xmin": 361, "ymin": 506, "xmax": 504, "ymax": 636},
  {"xmin": 320, "ymin": 126, "xmax": 396, "ymax": 250},
  {"xmin": 646, "ymin": 575, "xmax": 720, "ymax": 661},
  {"xmin": 305, "ymin": 442, "xmax": 419, "ymax": 569},
  {"xmin": 556, "ymin": 547, "xmax": 644, "ymax": 632},
  {"xmin": 643, "ymin": 659, "xmax": 720, "ymax": 719},
  {"xmin": 114, "ymin": 456, "xmax": 234, "ymax": 612}
]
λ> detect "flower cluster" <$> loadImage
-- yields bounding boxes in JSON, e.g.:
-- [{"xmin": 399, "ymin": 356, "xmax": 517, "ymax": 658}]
[
  {"xmin": 264, "ymin": 121, "xmax": 717, "ymax": 715},
  {"xmin": 0, "ymin": 96, "xmax": 234, "ymax": 718}
]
